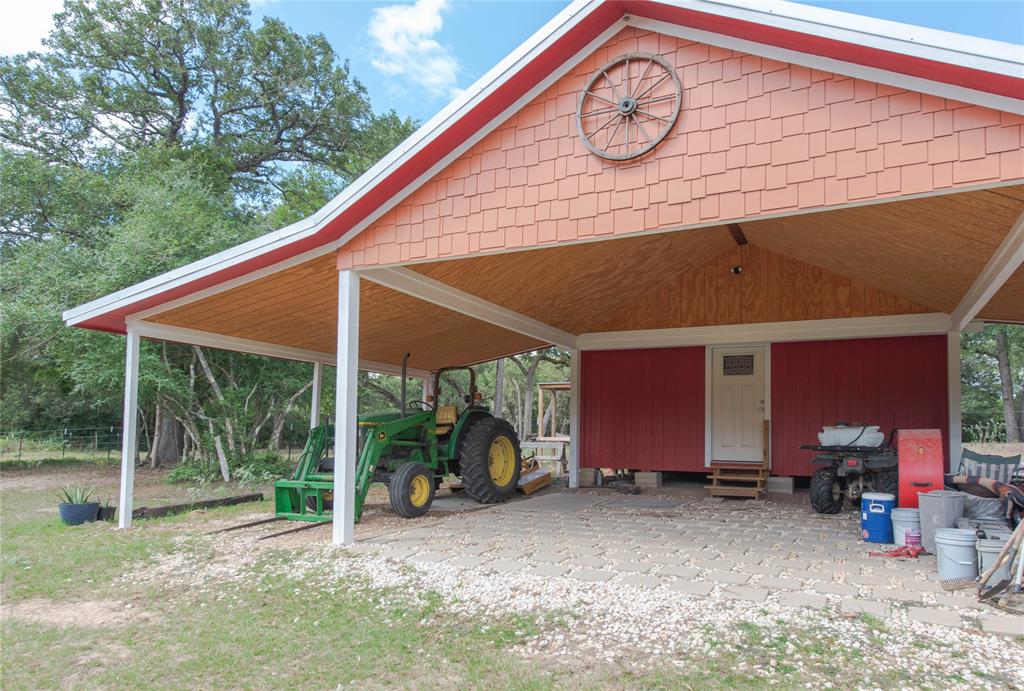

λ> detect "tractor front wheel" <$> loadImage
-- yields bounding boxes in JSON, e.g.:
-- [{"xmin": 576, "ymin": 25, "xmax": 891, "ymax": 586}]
[
  {"xmin": 389, "ymin": 463, "xmax": 435, "ymax": 518},
  {"xmin": 459, "ymin": 418, "xmax": 521, "ymax": 504}
]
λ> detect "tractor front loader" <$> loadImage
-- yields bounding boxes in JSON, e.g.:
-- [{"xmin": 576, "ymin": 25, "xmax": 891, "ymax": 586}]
[{"xmin": 273, "ymin": 356, "xmax": 522, "ymax": 526}]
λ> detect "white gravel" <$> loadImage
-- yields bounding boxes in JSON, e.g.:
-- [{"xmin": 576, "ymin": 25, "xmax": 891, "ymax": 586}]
[{"xmin": 124, "ymin": 524, "xmax": 1024, "ymax": 690}]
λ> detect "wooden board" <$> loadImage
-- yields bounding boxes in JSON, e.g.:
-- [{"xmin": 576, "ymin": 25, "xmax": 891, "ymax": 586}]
[
  {"xmin": 980, "ymin": 264, "xmax": 1024, "ymax": 323},
  {"xmin": 517, "ymin": 469, "xmax": 553, "ymax": 495}
]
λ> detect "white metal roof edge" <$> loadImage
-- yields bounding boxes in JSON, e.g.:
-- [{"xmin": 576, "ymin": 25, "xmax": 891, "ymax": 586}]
[
  {"xmin": 690, "ymin": 0, "xmax": 1023, "ymax": 76},
  {"xmin": 63, "ymin": 0, "xmax": 1024, "ymax": 328}
]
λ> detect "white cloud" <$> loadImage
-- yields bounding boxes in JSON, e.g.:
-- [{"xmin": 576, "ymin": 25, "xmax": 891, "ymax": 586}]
[
  {"xmin": 0, "ymin": 0, "xmax": 63, "ymax": 56},
  {"xmin": 368, "ymin": 0, "xmax": 460, "ymax": 99}
]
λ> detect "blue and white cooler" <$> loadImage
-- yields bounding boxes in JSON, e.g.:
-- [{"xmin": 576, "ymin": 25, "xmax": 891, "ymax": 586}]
[{"xmin": 861, "ymin": 492, "xmax": 896, "ymax": 543}]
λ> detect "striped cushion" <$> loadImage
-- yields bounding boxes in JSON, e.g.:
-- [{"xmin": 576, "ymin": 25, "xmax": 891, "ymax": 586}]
[{"xmin": 961, "ymin": 448, "xmax": 1021, "ymax": 484}]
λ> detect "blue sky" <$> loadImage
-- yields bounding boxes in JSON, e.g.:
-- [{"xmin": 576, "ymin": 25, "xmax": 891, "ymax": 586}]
[
  {"xmin": 248, "ymin": 0, "xmax": 1024, "ymax": 123},
  {"xmin": 2, "ymin": 1, "xmax": 1020, "ymax": 124}
]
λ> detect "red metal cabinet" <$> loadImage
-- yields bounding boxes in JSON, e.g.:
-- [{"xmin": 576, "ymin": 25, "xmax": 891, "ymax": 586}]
[{"xmin": 896, "ymin": 429, "xmax": 944, "ymax": 508}]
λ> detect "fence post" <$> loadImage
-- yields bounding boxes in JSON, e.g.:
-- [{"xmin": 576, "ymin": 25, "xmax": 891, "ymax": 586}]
[{"xmin": 17, "ymin": 434, "xmax": 23, "ymax": 462}]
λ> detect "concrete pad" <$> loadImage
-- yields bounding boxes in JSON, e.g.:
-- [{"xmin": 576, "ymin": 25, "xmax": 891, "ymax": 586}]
[
  {"xmin": 723, "ymin": 585, "xmax": 769, "ymax": 603},
  {"xmin": 449, "ymin": 555, "xmax": 488, "ymax": 568},
  {"xmin": 531, "ymin": 552, "xmax": 568, "ymax": 564},
  {"xmin": 907, "ymin": 607, "xmax": 963, "ymax": 628},
  {"xmin": 502, "ymin": 493, "xmax": 611, "ymax": 514},
  {"xmin": 487, "ymin": 559, "xmax": 525, "ymax": 574},
  {"xmin": 980, "ymin": 614, "xmax": 1024, "ymax": 636},
  {"xmin": 778, "ymin": 593, "xmax": 828, "ymax": 610},
  {"xmin": 667, "ymin": 580, "xmax": 715, "ymax": 596},
  {"xmin": 431, "ymin": 495, "xmax": 492, "ymax": 512},
  {"xmin": 620, "ymin": 574, "xmax": 661, "ymax": 589},
  {"xmin": 604, "ymin": 497, "xmax": 684, "ymax": 511},
  {"xmin": 758, "ymin": 576, "xmax": 804, "ymax": 591},
  {"xmin": 526, "ymin": 564, "xmax": 569, "ymax": 578},
  {"xmin": 840, "ymin": 599, "xmax": 890, "ymax": 617},
  {"xmin": 568, "ymin": 556, "xmax": 607, "ymax": 569},
  {"xmin": 658, "ymin": 565, "xmax": 700, "ymax": 579},
  {"xmin": 812, "ymin": 582, "xmax": 860, "ymax": 597},
  {"xmin": 569, "ymin": 568, "xmax": 615, "ymax": 583},
  {"xmin": 706, "ymin": 570, "xmax": 751, "ymax": 585},
  {"xmin": 611, "ymin": 561, "xmax": 656, "ymax": 574}
]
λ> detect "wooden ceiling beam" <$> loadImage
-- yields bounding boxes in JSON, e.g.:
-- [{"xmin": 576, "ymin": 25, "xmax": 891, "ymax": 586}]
[
  {"xmin": 361, "ymin": 266, "xmax": 577, "ymax": 348},
  {"xmin": 727, "ymin": 223, "xmax": 748, "ymax": 246},
  {"xmin": 951, "ymin": 208, "xmax": 1024, "ymax": 331}
]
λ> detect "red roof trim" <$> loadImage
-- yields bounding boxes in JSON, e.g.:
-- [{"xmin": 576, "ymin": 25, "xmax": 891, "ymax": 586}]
[
  {"xmin": 629, "ymin": 2, "xmax": 1023, "ymax": 99},
  {"xmin": 77, "ymin": 0, "xmax": 1023, "ymax": 333}
]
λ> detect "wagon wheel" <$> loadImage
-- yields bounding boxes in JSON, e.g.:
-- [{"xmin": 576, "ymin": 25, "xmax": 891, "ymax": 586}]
[{"xmin": 576, "ymin": 52, "xmax": 682, "ymax": 161}]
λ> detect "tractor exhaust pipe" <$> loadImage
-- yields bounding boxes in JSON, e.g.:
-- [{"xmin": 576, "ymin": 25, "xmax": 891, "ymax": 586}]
[{"xmin": 400, "ymin": 352, "xmax": 410, "ymax": 412}]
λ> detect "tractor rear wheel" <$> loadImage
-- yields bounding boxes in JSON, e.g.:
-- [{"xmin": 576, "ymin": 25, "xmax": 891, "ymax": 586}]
[
  {"xmin": 459, "ymin": 417, "xmax": 521, "ymax": 504},
  {"xmin": 810, "ymin": 467, "xmax": 844, "ymax": 514},
  {"xmin": 389, "ymin": 463, "xmax": 434, "ymax": 518}
]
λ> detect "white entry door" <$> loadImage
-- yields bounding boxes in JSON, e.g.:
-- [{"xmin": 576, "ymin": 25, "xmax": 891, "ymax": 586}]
[{"xmin": 711, "ymin": 346, "xmax": 766, "ymax": 463}]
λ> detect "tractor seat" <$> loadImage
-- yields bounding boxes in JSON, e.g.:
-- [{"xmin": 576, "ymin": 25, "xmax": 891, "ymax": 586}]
[{"xmin": 435, "ymin": 404, "xmax": 458, "ymax": 436}]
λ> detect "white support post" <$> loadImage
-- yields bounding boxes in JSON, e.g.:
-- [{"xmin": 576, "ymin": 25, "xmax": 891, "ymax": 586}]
[
  {"xmin": 310, "ymin": 362, "xmax": 322, "ymax": 429},
  {"xmin": 333, "ymin": 270, "xmax": 360, "ymax": 546},
  {"xmin": 947, "ymin": 331, "xmax": 963, "ymax": 473},
  {"xmin": 568, "ymin": 348, "xmax": 580, "ymax": 489},
  {"xmin": 117, "ymin": 328, "xmax": 141, "ymax": 529},
  {"xmin": 422, "ymin": 374, "xmax": 433, "ymax": 401}
]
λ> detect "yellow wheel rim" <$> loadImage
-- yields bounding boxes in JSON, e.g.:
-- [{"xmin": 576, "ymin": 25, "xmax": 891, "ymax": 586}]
[
  {"xmin": 409, "ymin": 474, "xmax": 430, "ymax": 507},
  {"xmin": 488, "ymin": 436, "xmax": 516, "ymax": 487}
]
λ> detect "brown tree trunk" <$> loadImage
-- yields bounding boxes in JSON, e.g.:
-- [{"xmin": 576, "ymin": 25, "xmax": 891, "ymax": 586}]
[
  {"xmin": 149, "ymin": 402, "xmax": 184, "ymax": 468},
  {"xmin": 995, "ymin": 327, "xmax": 1022, "ymax": 442},
  {"xmin": 494, "ymin": 358, "xmax": 505, "ymax": 418}
]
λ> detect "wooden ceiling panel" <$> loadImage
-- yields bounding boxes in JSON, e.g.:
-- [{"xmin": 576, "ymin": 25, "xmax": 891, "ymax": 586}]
[
  {"xmin": 148, "ymin": 254, "xmax": 543, "ymax": 371},
  {"xmin": 411, "ymin": 226, "xmax": 736, "ymax": 334},
  {"xmin": 604, "ymin": 243, "xmax": 930, "ymax": 331},
  {"xmin": 741, "ymin": 187, "xmax": 1024, "ymax": 315},
  {"xmin": 980, "ymin": 265, "xmax": 1024, "ymax": 323}
]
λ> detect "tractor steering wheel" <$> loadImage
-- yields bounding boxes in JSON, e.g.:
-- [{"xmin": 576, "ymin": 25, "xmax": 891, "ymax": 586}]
[{"xmin": 408, "ymin": 400, "xmax": 434, "ymax": 411}]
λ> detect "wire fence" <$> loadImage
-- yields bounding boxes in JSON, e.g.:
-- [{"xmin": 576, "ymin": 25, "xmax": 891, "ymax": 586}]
[{"xmin": 0, "ymin": 426, "xmax": 312, "ymax": 464}]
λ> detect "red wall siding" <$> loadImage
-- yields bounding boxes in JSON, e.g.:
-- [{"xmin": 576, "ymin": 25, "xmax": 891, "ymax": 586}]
[
  {"xmin": 580, "ymin": 347, "xmax": 705, "ymax": 472},
  {"xmin": 770, "ymin": 335, "xmax": 949, "ymax": 477}
]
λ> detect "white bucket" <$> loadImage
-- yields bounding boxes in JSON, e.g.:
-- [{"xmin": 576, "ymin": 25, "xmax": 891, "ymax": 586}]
[
  {"xmin": 976, "ymin": 534, "xmax": 1013, "ymax": 586},
  {"xmin": 934, "ymin": 528, "xmax": 979, "ymax": 580},
  {"xmin": 891, "ymin": 508, "xmax": 921, "ymax": 547}
]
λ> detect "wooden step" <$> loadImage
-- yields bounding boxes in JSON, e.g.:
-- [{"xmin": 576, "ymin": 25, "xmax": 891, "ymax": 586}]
[
  {"xmin": 709, "ymin": 462, "xmax": 767, "ymax": 470},
  {"xmin": 709, "ymin": 469, "xmax": 768, "ymax": 479},
  {"xmin": 704, "ymin": 485, "xmax": 764, "ymax": 498},
  {"xmin": 708, "ymin": 475, "xmax": 766, "ymax": 485}
]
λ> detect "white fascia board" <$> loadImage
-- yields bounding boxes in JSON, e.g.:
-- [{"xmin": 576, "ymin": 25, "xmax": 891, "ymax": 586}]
[
  {"xmin": 950, "ymin": 209, "xmax": 1024, "ymax": 331},
  {"xmin": 577, "ymin": 313, "xmax": 952, "ymax": 350},
  {"xmin": 128, "ymin": 320, "xmax": 430, "ymax": 378},
  {"xmin": 679, "ymin": 0, "xmax": 1023, "ymax": 77},
  {"xmin": 62, "ymin": 0, "xmax": 611, "ymax": 328},
  {"xmin": 361, "ymin": 267, "xmax": 577, "ymax": 349},
  {"xmin": 630, "ymin": 15, "xmax": 1024, "ymax": 114}
]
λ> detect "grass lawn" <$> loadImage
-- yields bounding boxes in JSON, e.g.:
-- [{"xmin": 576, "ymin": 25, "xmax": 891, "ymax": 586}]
[{"xmin": 2, "ymin": 463, "xmax": 1020, "ymax": 690}]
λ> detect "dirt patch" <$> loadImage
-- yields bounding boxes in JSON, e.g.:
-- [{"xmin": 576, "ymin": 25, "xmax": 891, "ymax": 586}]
[{"xmin": 1, "ymin": 598, "xmax": 148, "ymax": 629}]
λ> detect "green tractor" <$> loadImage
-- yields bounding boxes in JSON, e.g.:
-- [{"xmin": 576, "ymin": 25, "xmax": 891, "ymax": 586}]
[{"xmin": 273, "ymin": 360, "xmax": 522, "ymax": 524}]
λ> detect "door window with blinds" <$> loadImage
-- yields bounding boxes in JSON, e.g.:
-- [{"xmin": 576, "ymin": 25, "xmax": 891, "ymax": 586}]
[{"xmin": 722, "ymin": 354, "xmax": 754, "ymax": 376}]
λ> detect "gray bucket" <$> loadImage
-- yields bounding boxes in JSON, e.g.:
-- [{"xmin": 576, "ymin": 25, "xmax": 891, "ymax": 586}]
[
  {"xmin": 919, "ymin": 490, "xmax": 965, "ymax": 554},
  {"xmin": 891, "ymin": 508, "xmax": 921, "ymax": 547},
  {"xmin": 934, "ymin": 528, "xmax": 978, "ymax": 580},
  {"xmin": 976, "ymin": 534, "xmax": 1013, "ymax": 586}
]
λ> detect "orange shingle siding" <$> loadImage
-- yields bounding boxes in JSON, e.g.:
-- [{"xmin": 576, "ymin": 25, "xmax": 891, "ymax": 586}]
[{"xmin": 338, "ymin": 27, "xmax": 1024, "ymax": 270}]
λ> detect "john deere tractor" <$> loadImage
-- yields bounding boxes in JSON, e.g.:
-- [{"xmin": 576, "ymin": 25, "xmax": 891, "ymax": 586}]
[{"xmin": 273, "ymin": 360, "xmax": 521, "ymax": 523}]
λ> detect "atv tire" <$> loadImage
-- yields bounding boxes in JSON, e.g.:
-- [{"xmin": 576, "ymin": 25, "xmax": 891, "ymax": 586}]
[
  {"xmin": 459, "ymin": 417, "xmax": 521, "ymax": 504},
  {"xmin": 872, "ymin": 467, "xmax": 899, "ymax": 501},
  {"xmin": 388, "ymin": 463, "xmax": 434, "ymax": 518},
  {"xmin": 810, "ymin": 467, "xmax": 845, "ymax": 514}
]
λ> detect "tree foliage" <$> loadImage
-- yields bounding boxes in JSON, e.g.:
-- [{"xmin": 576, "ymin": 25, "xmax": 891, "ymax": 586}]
[{"xmin": 0, "ymin": 0, "xmax": 415, "ymax": 469}]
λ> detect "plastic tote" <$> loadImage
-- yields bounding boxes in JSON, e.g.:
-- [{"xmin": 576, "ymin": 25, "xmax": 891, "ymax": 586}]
[
  {"xmin": 890, "ymin": 507, "xmax": 921, "ymax": 547},
  {"xmin": 934, "ymin": 528, "xmax": 978, "ymax": 580},
  {"xmin": 861, "ymin": 492, "xmax": 895, "ymax": 543}
]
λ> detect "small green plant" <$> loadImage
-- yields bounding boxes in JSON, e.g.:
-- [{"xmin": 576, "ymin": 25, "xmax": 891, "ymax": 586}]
[{"xmin": 57, "ymin": 485, "xmax": 95, "ymax": 504}]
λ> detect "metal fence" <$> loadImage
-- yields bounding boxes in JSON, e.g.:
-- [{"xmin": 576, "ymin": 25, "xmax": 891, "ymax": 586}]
[{"xmin": 0, "ymin": 426, "xmax": 150, "ymax": 463}]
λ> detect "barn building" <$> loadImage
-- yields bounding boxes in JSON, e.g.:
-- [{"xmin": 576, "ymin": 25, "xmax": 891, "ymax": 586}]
[{"xmin": 64, "ymin": 0, "xmax": 1024, "ymax": 543}]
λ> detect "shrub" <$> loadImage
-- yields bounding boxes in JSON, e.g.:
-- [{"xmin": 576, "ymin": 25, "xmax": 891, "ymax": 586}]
[{"xmin": 167, "ymin": 450, "xmax": 292, "ymax": 487}]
